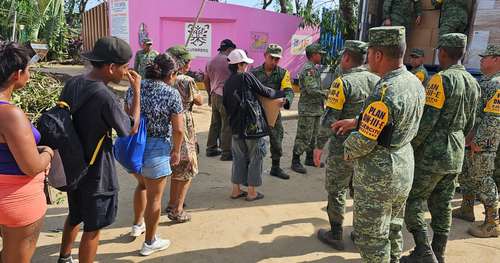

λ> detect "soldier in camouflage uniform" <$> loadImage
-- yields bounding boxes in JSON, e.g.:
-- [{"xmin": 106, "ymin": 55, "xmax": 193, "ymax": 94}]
[
  {"xmin": 333, "ymin": 26, "xmax": 425, "ymax": 263},
  {"xmin": 313, "ymin": 40, "xmax": 380, "ymax": 250},
  {"xmin": 383, "ymin": 0, "xmax": 422, "ymax": 37},
  {"xmin": 134, "ymin": 38, "xmax": 159, "ymax": 78},
  {"xmin": 291, "ymin": 43, "xmax": 327, "ymax": 174},
  {"xmin": 409, "ymin": 48, "xmax": 430, "ymax": 86},
  {"xmin": 251, "ymin": 44, "xmax": 294, "ymax": 180},
  {"xmin": 452, "ymin": 44, "xmax": 500, "ymax": 238},
  {"xmin": 402, "ymin": 34, "xmax": 480, "ymax": 263},
  {"xmin": 432, "ymin": 0, "xmax": 469, "ymax": 36}
]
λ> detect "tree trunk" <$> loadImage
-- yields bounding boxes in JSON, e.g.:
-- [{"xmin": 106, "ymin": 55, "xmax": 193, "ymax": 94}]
[
  {"xmin": 262, "ymin": 0, "xmax": 273, "ymax": 9},
  {"xmin": 339, "ymin": 0, "xmax": 358, "ymax": 40},
  {"xmin": 279, "ymin": 0, "xmax": 287, "ymax": 13}
]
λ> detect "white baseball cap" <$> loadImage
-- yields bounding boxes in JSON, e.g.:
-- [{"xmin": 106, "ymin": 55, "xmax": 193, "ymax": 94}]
[{"xmin": 227, "ymin": 49, "xmax": 254, "ymax": 64}]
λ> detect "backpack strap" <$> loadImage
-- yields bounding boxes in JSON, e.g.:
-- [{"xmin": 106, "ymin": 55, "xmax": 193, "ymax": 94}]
[{"xmin": 89, "ymin": 134, "xmax": 107, "ymax": 165}]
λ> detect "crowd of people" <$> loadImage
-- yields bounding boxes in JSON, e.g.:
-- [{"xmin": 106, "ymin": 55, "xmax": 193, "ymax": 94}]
[{"xmin": 0, "ymin": 16, "xmax": 499, "ymax": 263}]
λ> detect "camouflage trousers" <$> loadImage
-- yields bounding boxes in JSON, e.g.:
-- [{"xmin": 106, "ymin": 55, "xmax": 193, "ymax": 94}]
[
  {"xmin": 269, "ymin": 114, "xmax": 284, "ymax": 161},
  {"xmin": 325, "ymin": 151, "xmax": 354, "ymax": 227},
  {"xmin": 459, "ymin": 150, "xmax": 499, "ymax": 208},
  {"xmin": 405, "ymin": 167, "xmax": 458, "ymax": 235},
  {"xmin": 439, "ymin": 19, "xmax": 468, "ymax": 36},
  {"xmin": 495, "ymin": 148, "xmax": 500, "ymax": 189},
  {"xmin": 293, "ymin": 115, "xmax": 320, "ymax": 156},
  {"xmin": 353, "ymin": 145, "xmax": 414, "ymax": 263}
]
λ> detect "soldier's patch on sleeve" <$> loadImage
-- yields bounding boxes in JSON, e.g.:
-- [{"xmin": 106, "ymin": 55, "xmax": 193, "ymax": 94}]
[
  {"xmin": 281, "ymin": 70, "xmax": 293, "ymax": 90},
  {"xmin": 484, "ymin": 89, "xmax": 500, "ymax": 114},
  {"xmin": 325, "ymin": 77, "xmax": 346, "ymax": 110},
  {"xmin": 306, "ymin": 68, "xmax": 316, "ymax": 77},
  {"xmin": 415, "ymin": 71, "xmax": 425, "ymax": 83},
  {"xmin": 425, "ymin": 74, "xmax": 445, "ymax": 109},
  {"xmin": 359, "ymin": 101, "xmax": 389, "ymax": 140}
]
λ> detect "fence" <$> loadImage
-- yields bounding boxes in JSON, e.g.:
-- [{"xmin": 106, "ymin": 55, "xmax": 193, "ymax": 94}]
[
  {"xmin": 82, "ymin": 2, "xmax": 109, "ymax": 51},
  {"xmin": 319, "ymin": 8, "xmax": 344, "ymax": 62}
]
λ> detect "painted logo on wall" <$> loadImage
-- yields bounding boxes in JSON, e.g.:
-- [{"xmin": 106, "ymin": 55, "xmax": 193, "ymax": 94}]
[
  {"xmin": 185, "ymin": 23, "xmax": 212, "ymax": 57},
  {"xmin": 251, "ymin": 32, "xmax": 269, "ymax": 51},
  {"xmin": 291, "ymin": 35, "xmax": 313, "ymax": 55}
]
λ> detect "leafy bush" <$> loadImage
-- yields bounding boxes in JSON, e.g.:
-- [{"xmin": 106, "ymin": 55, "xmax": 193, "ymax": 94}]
[{"xmin": 12, "ymin": 70, "xmax": 63, "ymax": 122}]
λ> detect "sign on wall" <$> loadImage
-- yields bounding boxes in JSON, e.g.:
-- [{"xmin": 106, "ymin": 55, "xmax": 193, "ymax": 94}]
[
  {"xmin": 110, "ymin": 0, "xmax": 130, "ymax": 43},
  {"xmin": 185, "ymin": 23, "xmax": 212, "ymax": 57},
  {"xmin": 291, "ymin": 34, "xmax": 313, "ymax": 55},
  {"xmin": 251, "ymin": 32, "xmax": 269, "ymax": 51}
]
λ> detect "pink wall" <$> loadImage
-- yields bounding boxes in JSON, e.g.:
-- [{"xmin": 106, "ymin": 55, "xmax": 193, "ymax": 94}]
[{"xmin": 126, "ymin": 0, "xmax": 319, "ymax": 78}]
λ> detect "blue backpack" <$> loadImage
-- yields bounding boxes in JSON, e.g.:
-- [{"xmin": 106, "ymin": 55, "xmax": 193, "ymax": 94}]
[{"xmin": 113, "ymin": 116, "xmax": 147, "ymax": 173}]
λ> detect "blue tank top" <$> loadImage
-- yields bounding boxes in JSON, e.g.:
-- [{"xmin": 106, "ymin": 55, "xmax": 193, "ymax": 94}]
[{"xmin": 0, "ymin": 101, "xmax": 41, "ymax": 175}]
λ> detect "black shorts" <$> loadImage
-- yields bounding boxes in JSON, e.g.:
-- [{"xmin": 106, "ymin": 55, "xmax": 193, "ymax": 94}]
[{"xmin": 67, "ymin": 190, "xmax": 118, "ymax": 232}]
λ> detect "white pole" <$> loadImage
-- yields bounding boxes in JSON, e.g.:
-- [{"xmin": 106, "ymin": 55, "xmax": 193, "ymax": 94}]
[{"xmin": 11, "ymin": 10, "xmax": 17, "ymax": 41}]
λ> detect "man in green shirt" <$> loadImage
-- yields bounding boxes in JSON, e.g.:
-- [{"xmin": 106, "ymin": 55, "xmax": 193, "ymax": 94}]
[
  {"xmin": 134, "ymin": 38, "xmax": 159, "ymax": 78},
  {"xmin": 251, "ymin": 44, "xmax": 294, "ymax": 180}
]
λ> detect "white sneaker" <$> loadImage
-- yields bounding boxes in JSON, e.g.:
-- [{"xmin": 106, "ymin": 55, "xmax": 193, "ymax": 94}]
[
  {"xmin": 139, "ymin": 236, "xmax": 171, "ymax": 256},
  {"xmin": 130, "ymin": 223, "xmax": 146, "ymax": 237}
]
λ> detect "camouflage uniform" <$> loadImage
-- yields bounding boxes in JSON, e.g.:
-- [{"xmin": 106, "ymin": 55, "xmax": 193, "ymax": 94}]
[
  {"xmin": 404, "ymin": 34, "xmax": 480, "ymax": 260},
  {"xmin": 409, "ymin": 48, "xmax": 430, "ymax": 86},
  {"xmin": 293, "ymin": 44, "xmax": 328, "ymax": 159},
  {"xmin": 134, "ymin": 48, "xmax": 159, "ymax": 78},
  {"xmin": 433, "ymin": 0, "xmax": 469, "ymax": 36},
  {"xmin": 251, "ymin": 44, "xmax": 294, "ymax": 164},
  {"xmin": 316, "ymin": 41, "xmax": 380, "ymax": 238},
  {"xmin": 383, "ymin": 0, "xmax": 422, "ymax": 36},
  {"xmin": 344, "ymin": 26, "xmax": 426, "ymax": 263}
]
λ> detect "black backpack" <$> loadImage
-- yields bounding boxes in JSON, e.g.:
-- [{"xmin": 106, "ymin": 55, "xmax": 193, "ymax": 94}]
[
  {"xmin": 235, "ymin": 73, "xmax": 269, "ymax": 139},
  {"xmin": 37, "ymin": 91, "xmax": 104, "ymax": 192}
]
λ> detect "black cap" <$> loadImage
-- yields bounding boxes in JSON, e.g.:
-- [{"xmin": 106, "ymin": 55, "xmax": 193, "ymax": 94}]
[
  {"xmin": 82, "ymin": 37, "xmax": 132, "ymax": 64},
  {"xmin": 217, "ymin": 39, "xmax": 236, "ymax": 52}
]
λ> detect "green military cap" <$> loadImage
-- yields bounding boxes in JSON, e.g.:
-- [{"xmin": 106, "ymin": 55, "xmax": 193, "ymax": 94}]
[
  {"xmin": 266, "ymin": 44, "xmax": 283, "ymax": 58},
  {"xmin": 343, "ymin": 40, "xmax": 368, "ymax": 55},
  {"xmin": 368, "ymin": 26, "xmax": 406, "ymax": 47},
  {"xmin": 410, "ymin": 48, "xmax": 425, "ymax": 57},
  {"xmin": 167, "ymin": 45, "xmax": 193, "ymax": 63},
  {"xmin": 305, "ymin": 43, "xmax": 326, "ymax": 55},
  {"xmin": 479, "ymin": 44, "xmax": 500, "ymax": 57},
  {"xmin": 142, "ymin": 38, "xmax": 153, "ymax": 45},
  {"xmin": 437, "ymin": 33, "xmax": 467, "ymax": 48}
]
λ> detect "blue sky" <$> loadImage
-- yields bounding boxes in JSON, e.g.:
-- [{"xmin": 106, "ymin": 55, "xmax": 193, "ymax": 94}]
[{"xmin": 87, "ymin": 0, "xmax": 265, "ymax": 10}]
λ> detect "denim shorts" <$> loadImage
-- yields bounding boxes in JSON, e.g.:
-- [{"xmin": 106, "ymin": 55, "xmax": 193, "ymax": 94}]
[{"xmin": 141, "ymin": 137, "xmax": 172, "ymax": 179}]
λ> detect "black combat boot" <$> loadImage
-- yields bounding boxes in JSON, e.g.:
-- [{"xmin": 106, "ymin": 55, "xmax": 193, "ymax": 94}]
[
  {"xmin": 291, "ymin": 154, "xmax": 307, "ymax": 174},
  {"xmin": 317, "ymin": 223, "xmax": 344, "ymax": 250},
  {"xmin": 400, "ymin": 231, "xmax": 438, "ymax": 263},
  {"xmin": 432, "ymin": 233, "xmax": 448, "ymax": 263},
  {"xmin": 270, "ymin": 159, "xmax": 290, "ymax": 180}
]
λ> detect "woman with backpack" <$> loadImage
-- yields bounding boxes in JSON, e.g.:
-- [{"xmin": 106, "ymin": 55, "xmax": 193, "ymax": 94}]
[
  {"xmin": 125, "ymin": 53, "xmax": 184, "ymax": 256},
  {"xmin": 222, "ymin": 49, "xmax": 286, "ymax": 202},
  {"xmin": 0, "ymin": 42, "xmax": 54, "ymax": 263},
  {"xmin": 165, "ymin": 46, "xmax": 203, "ymax": 223}
]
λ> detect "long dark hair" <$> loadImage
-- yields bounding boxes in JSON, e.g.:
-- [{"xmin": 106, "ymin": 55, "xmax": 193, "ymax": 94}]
[
  {"xmin": 145, "ymin": 53, "xmax": 178, "ymax": 80},
  {"xmin": 0, "ymin": 42, "xmax": 30, "ymax": 88}
]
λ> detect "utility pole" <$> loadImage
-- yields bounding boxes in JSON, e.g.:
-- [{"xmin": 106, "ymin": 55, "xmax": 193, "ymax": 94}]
[
  {"xmin": 11, "ymin": 11, "xmax": 17, "ymax": 41},
  {"xmin": 185, "ymin": 0, "xmax": 208, "ymax": 47}
]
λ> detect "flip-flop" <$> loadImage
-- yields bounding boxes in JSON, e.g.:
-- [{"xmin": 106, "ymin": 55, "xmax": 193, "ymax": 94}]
[
  {"xmin": 245, "ymin": 192, "xmax": 264, "ymax": 202},
  {"xmin": 230, "ymin": 190, "xmax": 248, "ymax": 199}
]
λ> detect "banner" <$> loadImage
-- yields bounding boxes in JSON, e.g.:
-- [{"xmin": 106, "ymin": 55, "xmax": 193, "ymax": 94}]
[
  {"xmin": 185, "ymin": 23, "xmax": 212, "ymax": 57},
  {"xmin": 110, "ymin": 0, "xmax": 130, "ymax": 43}
]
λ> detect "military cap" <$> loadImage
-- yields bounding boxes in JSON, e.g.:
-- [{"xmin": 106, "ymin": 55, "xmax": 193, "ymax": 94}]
[
  {"xmin": 82, "ymin": 36, "xmax": 132, "ymax": 64},
  {"xmin": 266, "ymin": 44, "xmax": 283, "ymax": 58},
  {"xmin": 368, "ymin": 26, "xmax": 406, "ymax": 47},
  {"xmin": 142, "ymin": 38, "xmax": 153, "ymax": 45},
  {"xmin": 305, "ymin": 43, "xmax": 326, "ymax": 55},
  {"xmin": 167, "ymin": 45, "xmax": 193, "ymax": 64},
  {"xmin": 437, "ymin": 33, "xmax": 467, "ymax": 48},
  {"xmin": 479, "ymin": 44, "xmax": 500, "ymax": 57},
  {"xmin": 343, "ymin": 40, "xmax": 368, "ymax": 55},
  {"xmin": 410, "ymin": 48, "xmax": 425, "ymax": 57}
]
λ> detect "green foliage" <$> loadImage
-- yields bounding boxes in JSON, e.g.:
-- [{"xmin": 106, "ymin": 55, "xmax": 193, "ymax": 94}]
[
  {"xmin": 0, "ymin": 0, "xmax": 68, "ymax": 60},
  {"xmin": 12, "ymin": 70, "xmax": 63, "ymax": 122}
]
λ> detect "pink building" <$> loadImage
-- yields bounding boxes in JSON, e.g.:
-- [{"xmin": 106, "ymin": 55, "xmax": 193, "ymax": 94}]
[{"xmin": 109, "ymin": 0, "xmax": 319, "ymax": 77}]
